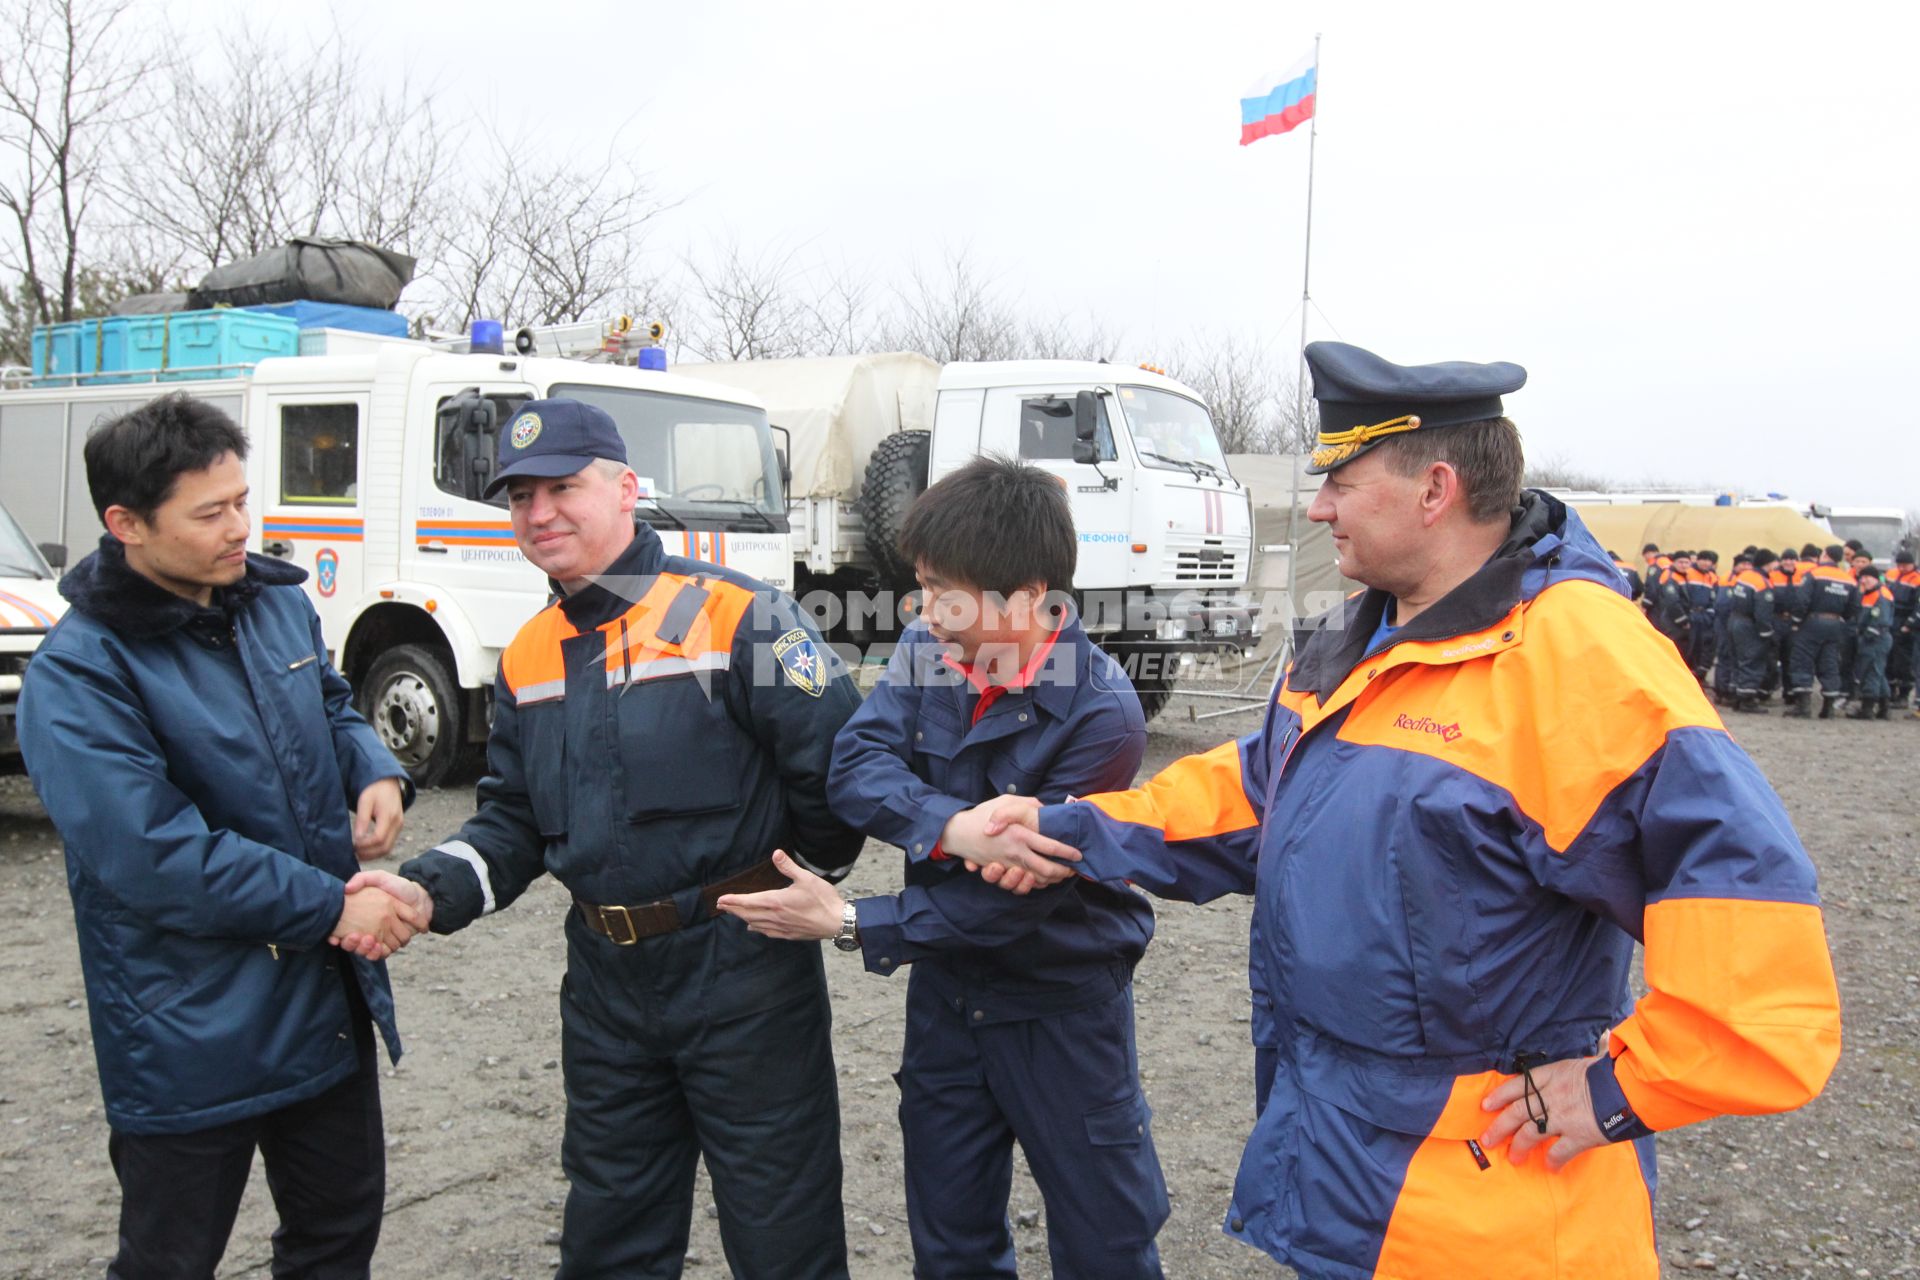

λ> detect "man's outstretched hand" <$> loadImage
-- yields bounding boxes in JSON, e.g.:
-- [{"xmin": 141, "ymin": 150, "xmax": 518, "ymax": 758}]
[
  {"xmin": 713, "ymin": 849, "xmax": 844, "ymax": 940},
  {"xmin": 939, "ymin": 796, "xmax": 1079, "ymax": 892},
  {"xmin": 331, "ymin": 870, "xmax": 434, "ymax": 960}
]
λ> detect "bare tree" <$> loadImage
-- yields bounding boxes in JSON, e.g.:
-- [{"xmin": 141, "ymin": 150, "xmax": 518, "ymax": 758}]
[
  {"xmin": 1020, "ymin": 312, "xmax": 1116, "ymax": 362},
  {"xmin": 800, "ymin": 256, "xmax": 879, "ymax": 357},
  {"xmin": 427, "ymin": 129, "xmax": 670, "ymax": 331},
  {"xmin": 678, "ymin": 234, "xmax": 812, "ymax": 361},
  {"xmin": 878, "ymin": 247, "xmax": 1023, "ymax": 362},
  {"xmin": 120, "ymin": 23, "xmax": 452, "ymax": 276},
  {"xmin": 0, "ymin": 0, "xmax": 156, "ymax": 329},
  {"xmin": 1524, "ymin": 453, "xmax": 1617, "ymax": 490}
]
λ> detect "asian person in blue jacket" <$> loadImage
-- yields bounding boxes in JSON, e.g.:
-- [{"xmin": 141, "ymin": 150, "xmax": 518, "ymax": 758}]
[
  {"xmin": 17, "ymin": 394, "xmax": 419, "ymax": 1279},
  {"xmin": 718, "ymin": 456, "xmax": 1167, "ymax": 1279}
]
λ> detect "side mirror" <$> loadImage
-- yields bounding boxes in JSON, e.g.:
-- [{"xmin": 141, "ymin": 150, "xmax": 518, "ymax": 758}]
[
  {"xmin": 777, "ymin": 448, "xmax": 792, "ymax": 488},
  {"xmin": 38, "ymin": 541, "xmax": 67, "ymax": 570},
  {"xmin": 436, "ymin": 388, "xmax": 499, "ymax": 500},
  {"xmin": 1073, "ymin": 389, "xmax": 1100, "ymax": 442},
  {"xmin": 1072, "ymin": 440, "xmax": 1099, "ymax": 465},
  {"xmin": 770, "ymin": 424, "xmax": 794, "ymax": 493}
]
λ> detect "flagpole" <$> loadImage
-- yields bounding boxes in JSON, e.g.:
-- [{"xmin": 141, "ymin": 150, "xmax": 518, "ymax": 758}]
[{"xmin": 1282, "ymin": 32, "xmax": 1319, "ymax": 651}]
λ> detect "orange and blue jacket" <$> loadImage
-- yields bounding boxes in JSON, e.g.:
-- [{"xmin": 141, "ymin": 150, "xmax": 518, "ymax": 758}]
[
  {"xmin": 1033, "ymin": 492, "xmax": 1841, "ymax": 1279},
  {"xmin": 399, "ymin": 524, "xmax": 863, "ymax": 930}
]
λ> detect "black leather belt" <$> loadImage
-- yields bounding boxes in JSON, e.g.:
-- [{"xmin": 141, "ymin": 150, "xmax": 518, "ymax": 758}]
[{"xmin": 576, "ymin": 858, "xmax": 789, "ymax": 945}]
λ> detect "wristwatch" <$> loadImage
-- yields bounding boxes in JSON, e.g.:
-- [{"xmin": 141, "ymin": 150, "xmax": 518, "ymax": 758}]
[{"xmin": 833, "ymin": 901, "xmax": 861, "ymax": 952}]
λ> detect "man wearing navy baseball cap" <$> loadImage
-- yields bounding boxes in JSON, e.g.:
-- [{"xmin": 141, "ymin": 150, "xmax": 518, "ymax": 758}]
[
  {"xmin": 481, "ymin": 398, "xmax": 630, "ymax": 501},
  {"xmin": 347, "ymin": 395, "xmax": 867, "ymax": 1277}
]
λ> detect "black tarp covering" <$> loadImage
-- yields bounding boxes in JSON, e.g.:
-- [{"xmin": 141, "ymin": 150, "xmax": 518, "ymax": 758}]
[
  {"xmin": 189, "ymin": 237, "xmax": 416, "ymax": 310},
  {"xmin": 108, "ymin": 291, "xmax": 194, "ymax": 315}
]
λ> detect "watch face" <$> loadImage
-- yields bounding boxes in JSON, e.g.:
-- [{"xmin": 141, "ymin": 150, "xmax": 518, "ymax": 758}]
[{"xmin": 834, "ymin": 934, "xmax": 862, "ymax": 952}]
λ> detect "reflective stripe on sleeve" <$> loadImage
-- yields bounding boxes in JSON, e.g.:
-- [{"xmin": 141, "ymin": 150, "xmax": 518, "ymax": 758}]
[{"xmin": 437, "ymin": 840, "xmax": 496, "ymax": 915}]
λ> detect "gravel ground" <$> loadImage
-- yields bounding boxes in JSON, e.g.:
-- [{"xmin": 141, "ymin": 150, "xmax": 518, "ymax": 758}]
[{"xmin": 0, "ymin": 692, "xmax": 1914, "ymax": 1278}]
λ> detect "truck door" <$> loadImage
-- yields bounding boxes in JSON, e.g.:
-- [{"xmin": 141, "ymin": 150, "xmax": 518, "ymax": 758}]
[
  {"xmin": 979, "ymin": 384, "xmax": 1133, "ymax": 591},
  {"xmin": 258, "ymin": 392, "xmax": 370, "ymax": 650}
]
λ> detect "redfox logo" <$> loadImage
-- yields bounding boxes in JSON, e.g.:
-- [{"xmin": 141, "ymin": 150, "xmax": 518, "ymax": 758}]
[{"xmin": 1393, "ymin": 712, "xmax": 1464, "ymax": 744}]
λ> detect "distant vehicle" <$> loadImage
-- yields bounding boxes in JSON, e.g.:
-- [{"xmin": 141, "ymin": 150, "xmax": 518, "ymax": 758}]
[
  {"xmin": 0, "ymin": 503, "xmax": 65, "ymax": 774},
  {"xmin": 0, "ymin": 316, "xmax": 790, "ymax": 787},
  {"xmin": 683, "ymin": 353, "xmax": 1258, "ymax": 719},
  {"xmin": 1820, "ymin": 507, "xmax": 1909, "ymax": 564}
]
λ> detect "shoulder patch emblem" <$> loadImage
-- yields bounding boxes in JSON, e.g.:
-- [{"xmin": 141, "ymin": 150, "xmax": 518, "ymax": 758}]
[
  {"xmin": 509, "ymin": 412, "xmax": 543, "ymax": 449},
  {"xmin": 772, "ymin": 627, "xmax": 826, "ymax": 697}
]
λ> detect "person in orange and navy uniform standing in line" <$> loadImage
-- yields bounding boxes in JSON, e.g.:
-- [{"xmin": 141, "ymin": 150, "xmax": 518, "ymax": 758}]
[{"xmin": 941, "ymin": 341, "xmax": 1842, "ymax": 1280}]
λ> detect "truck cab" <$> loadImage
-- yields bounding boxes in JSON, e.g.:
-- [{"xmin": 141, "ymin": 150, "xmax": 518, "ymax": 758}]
[
  {"xmin": 929, "ymin": 361, "xmax": 1254, "ymax": 674},
  {"xmin": 1, "ymin": 321, "xmax": 788, "ymax": 787}
]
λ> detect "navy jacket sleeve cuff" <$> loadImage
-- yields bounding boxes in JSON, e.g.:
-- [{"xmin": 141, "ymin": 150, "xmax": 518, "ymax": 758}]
[
  {"xmin": 1587, "ymin": 1053, "xmax": 1655, "ymax": 1143},
  {"xmin": 904, "ymin": 794, "xmax": 969, "ymax": 862},
  {"xmin": 851, "ymin": 896, "xmax": 904, "ymax": 976}
]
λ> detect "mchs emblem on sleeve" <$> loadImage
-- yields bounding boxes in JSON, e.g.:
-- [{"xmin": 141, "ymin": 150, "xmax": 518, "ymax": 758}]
[
  {"xmin": 773, "ymin": 628, "xmax": 826, "ymax": 697},
  {"xmin": 509, "ymin": 412, "xmax": 543, "ymax": 449}
]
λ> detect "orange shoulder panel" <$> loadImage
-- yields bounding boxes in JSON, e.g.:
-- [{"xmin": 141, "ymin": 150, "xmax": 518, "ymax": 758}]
[
  {"xmin": 500, "ymin": 603, "xmax": 575, "ymax": 696},
  {"xmin": 1334, "ymin": 580, "xmax": 1721, "ymax": 852},
  {"xmin": 606, "ymin": 572, "xmax": 757, "ymax": 674}
]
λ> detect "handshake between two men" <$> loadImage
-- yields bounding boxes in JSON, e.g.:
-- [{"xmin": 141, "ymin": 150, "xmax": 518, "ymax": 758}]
[
  {"xmin": 329, "ymin": 791, "xmax": 1067, "ymax": 964},
  {"xmin": 330, "ymin": 775, "xmax": 435, "ymax": 961},
  {"xmin": 714, "ymin": 794, "xmax": 1072, "ymax": 941}
]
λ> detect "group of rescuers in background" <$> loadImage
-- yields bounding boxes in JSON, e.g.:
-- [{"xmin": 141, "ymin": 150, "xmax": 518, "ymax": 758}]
[
  {"xmin": 1616, "ymin": 537, "xmax": 1920, "ymax": 721},
  {"xmin": 18, "ymin": 339, "xmax": 1842, "ymax": 1280}
]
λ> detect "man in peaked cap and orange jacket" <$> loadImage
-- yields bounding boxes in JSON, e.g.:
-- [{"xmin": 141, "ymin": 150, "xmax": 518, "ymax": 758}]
[{"xmin": 942, "ymin": 341, "xmax": 1843, "ymax": 1279}]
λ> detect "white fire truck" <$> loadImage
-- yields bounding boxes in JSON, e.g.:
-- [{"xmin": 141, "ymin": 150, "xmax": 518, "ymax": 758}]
[{"xmin": 0, "ymin": 322, "xmax": 791, "ymax": 786}]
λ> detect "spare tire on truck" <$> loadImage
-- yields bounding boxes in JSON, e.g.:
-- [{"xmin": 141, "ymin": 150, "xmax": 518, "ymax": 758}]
[{"xmin": 860, "ymin": 429, "xmax": 931, "ymax": 589}]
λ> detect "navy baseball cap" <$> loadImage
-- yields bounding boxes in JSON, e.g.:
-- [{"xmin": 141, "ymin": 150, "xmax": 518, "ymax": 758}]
[
  {"xmin": 484, "ymin": 397, "xmax": 628, "ymax": 498},
  {"xmin": 1304, "ymin": 342, "xmax": 1527, "ymax": 474}
]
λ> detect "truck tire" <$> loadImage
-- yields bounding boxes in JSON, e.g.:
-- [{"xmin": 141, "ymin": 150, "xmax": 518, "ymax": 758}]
[
  {"xmin": 861, "ymin": 429, "xmax": 932, "ymax": 588},
  {"xmin": 1133, "ymin": 676, "xmax": 1175, "ymax": 722},
  {"xmin": 1126, "ymin": 644, "xmax": 1185, "ymax": 722},
  {"xmin": 357, "ymin": 643, "xmax": 469, "ymax": 790}
]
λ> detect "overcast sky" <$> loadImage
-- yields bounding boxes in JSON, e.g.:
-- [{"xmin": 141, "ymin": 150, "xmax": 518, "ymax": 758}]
[{"xmin": 176, "ymin": 0, "xmax": 1919, "ymax": 510}]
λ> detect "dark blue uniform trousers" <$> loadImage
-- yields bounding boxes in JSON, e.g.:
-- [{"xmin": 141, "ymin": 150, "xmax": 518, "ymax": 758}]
[
  {"xmin": 896, "ymin": 974, "xmax": 1168, "ymax": 1280},
  {"xmin": 1791, "ymin": 614, "xmax": 1849, "ymax": 695},
  {"xmin": 557, "ymin": 914, "xmax": 848, "ymax": 1280}
]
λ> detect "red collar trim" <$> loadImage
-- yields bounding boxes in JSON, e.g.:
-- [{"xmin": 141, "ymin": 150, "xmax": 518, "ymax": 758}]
[{"xmin": 940, "ymin": 628, "xmax": 1064, "ymax": 723}]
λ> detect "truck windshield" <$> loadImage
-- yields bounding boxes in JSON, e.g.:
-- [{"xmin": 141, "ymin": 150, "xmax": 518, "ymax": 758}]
[
  {"xmin": 0, "ymin": 505, "xmax": 50, "ymax": 579},
  {"xmin": 552, "ymin": 383, "xmax": 784, "ymax": 513},
  {"xmin": 1114, "ymin": 386, "xmax": 1230, "ymax": 475}
]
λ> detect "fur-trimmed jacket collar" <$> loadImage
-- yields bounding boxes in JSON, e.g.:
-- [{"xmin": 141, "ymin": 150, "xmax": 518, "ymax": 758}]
[{"xmin": 58, "ymin": 534, "xmax": 308, "ymax": 643}]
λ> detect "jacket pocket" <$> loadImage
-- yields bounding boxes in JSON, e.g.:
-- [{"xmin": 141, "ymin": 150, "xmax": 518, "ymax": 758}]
[
  {"xmin": 1085, "ymin": 1092, "xmax": 1152, "ymax": 1146},
  {"xmin": 518, "ymin": 701, "xmax": 570, "ymax": 837},
  {"xmin": 617, "ymin": 675, "xmax": 742, "ymax": 821}
]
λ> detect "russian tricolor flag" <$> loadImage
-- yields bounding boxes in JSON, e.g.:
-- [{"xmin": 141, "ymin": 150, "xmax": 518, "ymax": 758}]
[{"xmin": 1240, "ymin": 51, "xmax": 1317, "ymax": 146}]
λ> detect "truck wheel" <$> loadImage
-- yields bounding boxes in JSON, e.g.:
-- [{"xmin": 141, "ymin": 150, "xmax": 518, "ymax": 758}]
[
  {"xmin": 1133, "ymin": 678, "xmax": 1175, "ymax": 722},
  {"xmin": 1126, "ymin": 644, "xmax": 1185, "ymax": 722},
  {"xmin": 358, "ymin": 644, "xmax": 467, "ymax": 789},
  {"xmin": 861, "ymin": 429, "xmax": 931, "ymax": 588}
]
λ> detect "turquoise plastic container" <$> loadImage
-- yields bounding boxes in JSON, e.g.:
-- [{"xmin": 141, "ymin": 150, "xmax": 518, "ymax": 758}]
[
  {"xmin": 122, "ymin": 311, "xmax": 298, "ymax": 381},
  {"xmin": 29, "ymin": 319, "xmax": 128, "ymax": 383}
]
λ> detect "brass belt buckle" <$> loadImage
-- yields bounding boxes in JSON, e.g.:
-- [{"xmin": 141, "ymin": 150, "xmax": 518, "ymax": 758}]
[{"xmin": 600, "ymin": 904, "xmax": 639, "ymax": 946}]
